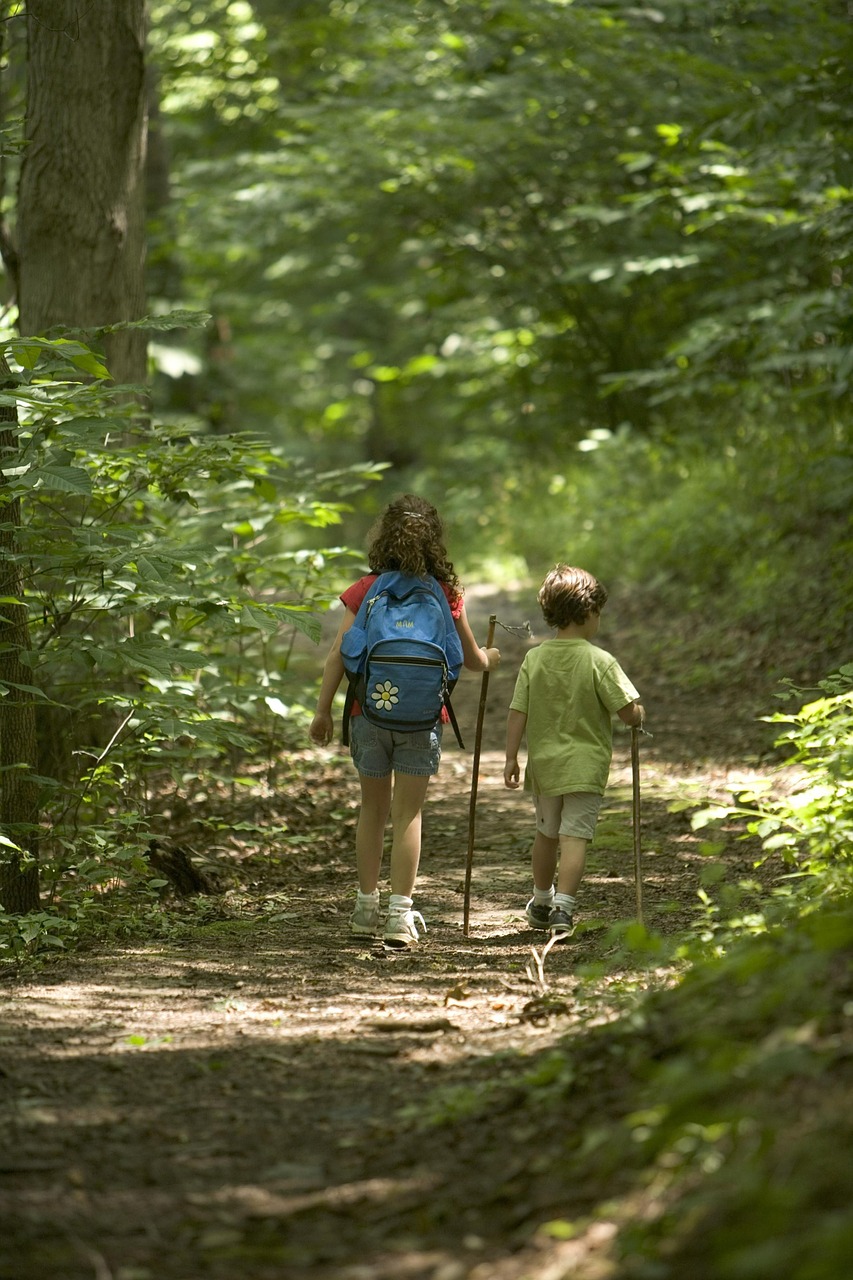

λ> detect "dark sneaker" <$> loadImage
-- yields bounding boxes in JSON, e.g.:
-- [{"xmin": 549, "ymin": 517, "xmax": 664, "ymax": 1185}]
[
  {"xmin": 525, "ymin": 897, "xmax": 552, "ymax": 929},
  {"xmin": 548, "ymin": 907, "xmax": 574, "ymax": 939}
]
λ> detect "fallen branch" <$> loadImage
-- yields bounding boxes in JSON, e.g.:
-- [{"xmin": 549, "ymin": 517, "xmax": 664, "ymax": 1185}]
[{"xmin": 525, "ymin": 931, "xmax": 561, "ymax": 991}]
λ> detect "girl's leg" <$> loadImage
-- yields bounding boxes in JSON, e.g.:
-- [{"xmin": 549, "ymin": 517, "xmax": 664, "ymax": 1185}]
[
  {"xmin": 388, "ymin": 772, "xmax": 432, "ymax": 897},
  {"xmin": 531, "ymin": 831, "xmax": 560, "ymax": 891},
  {"xmin": 355, "ymin": 773, "xmax": 392, "ymax": 893},
  {"xmin": 556, "ymin": 836, "xmax": 587, "ymax": 896}
]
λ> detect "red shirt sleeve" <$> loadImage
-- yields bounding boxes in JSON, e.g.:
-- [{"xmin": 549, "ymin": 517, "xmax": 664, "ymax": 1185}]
[
  {"xmin": 443, "ymin": 583, "xmax": 463, "ymax": 620},
  {"xmin": 340, "ymin": 575, "xmax": 378, "ymax": 614}
]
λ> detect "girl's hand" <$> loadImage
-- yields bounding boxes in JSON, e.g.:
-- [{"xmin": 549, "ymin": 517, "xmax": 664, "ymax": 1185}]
[
  {"xmin": 310, "ymin": 711, "xmax": 334, "ymax": 746},
  {"xmin": 484, "ymin": 646, "xmax": 501, "ymax": 671}
]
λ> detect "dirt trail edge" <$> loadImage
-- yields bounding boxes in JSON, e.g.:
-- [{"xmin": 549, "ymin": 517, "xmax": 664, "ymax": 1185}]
[{"xmin": 0, "ymin": 587, "xmax": 787, "ymax": 1280}]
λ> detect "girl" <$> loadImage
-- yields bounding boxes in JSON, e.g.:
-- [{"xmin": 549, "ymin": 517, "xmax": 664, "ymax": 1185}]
[{"xmin": 310, "ymin": 494, "xmax": 500, "ymax": 946}]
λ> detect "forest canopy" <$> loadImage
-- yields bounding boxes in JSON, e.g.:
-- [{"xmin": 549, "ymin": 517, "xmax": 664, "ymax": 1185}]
[{"xmin": 138, "ymin": 0, "xmax": 852, "ymax": 603}]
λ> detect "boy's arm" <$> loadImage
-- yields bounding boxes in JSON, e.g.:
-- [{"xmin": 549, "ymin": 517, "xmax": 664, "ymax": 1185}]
[
  {"xmin": 617, "ymin": 699, "xmax": 645, "ymax": 728},
  {"xmin": 504, "ymin": 707, "xmax": 527, "ymax": 788},
  {"xmin": 309, "ymin": 610, "xmax": 356, "ymax": 745}
]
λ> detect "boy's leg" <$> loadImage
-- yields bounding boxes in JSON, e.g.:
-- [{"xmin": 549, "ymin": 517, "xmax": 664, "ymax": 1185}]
[
  {"xmin": 556, "ymin": 836, "xmax": 587, "ymax": 897},
  {"xmin": 550, "ymin": 836, "xmax": 586, "ymax": 938},
  {"xmin": 356, "ymin": 773, "xmax": 392, "ymax": 893},
  {"xmin": 525, "ymin": 797, "xmax": 560, "ymax": 927},
  {"xmin": 549, "ymin": 795, "xmax": 599, "ymax": 938},
  {"xmin": 388, "ymin": 771, "xmax": 432, "ymax": 897},
  {"xmin": 531, "ymin": 831, "xmax": 560, "ymax": 891}
]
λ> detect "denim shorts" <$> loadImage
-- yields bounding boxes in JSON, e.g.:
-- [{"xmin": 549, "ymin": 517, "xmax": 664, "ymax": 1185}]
[
  {"xmin": 534, "ymin": 792, "xmax": 603, "ymax": 840},
  {"xmin": 350, "ymin": 715, "xmax": 442, "ymax": 778}
]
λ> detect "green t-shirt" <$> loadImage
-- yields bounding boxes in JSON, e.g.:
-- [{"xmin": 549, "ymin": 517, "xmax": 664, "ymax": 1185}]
[{"xmin": 509, "ymin": 638, "xmax": 640, "ymax": 796}]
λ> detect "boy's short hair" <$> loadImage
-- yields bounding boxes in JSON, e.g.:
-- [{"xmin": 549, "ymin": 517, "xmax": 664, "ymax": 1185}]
[{"xmin": 538, "ymin": 564, "xmax": 608, "ymax": 630}]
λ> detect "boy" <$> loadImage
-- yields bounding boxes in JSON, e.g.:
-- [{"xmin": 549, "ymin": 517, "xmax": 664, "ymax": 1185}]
[{"xmin": 504, "ymin": 564, "xmax": 644, "ymax": 939}]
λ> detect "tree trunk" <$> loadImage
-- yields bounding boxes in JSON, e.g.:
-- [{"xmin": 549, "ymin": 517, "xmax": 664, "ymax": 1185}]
[
  {"xmin": 2, "ymin": 1, "xmax": 149, "ymax": 911},
  {"xmin": 0, "ymin": 357, "xmax": 39, "ymax": 913},
  {"xmin": 17, "ymin": 0, "xmax": 148, "ymax": 386}
]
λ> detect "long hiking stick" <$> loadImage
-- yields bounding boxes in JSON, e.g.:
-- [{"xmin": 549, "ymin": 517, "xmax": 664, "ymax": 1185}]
[
  {"xmin": 463, "ymin": 614, "xmax": 496, "ymax": 937},
  {"xmin": 631, "ymin": 725, "xmax": 644, "ymax": 925}
]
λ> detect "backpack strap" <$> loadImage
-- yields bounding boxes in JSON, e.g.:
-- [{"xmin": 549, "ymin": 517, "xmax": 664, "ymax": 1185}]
[
  {"xmin": 444, "ymin": 689, "xmax": 465, "ymax": 750},
  {"xmin": 341, "ymin": 678, "xmax": 356, "ymax": 747}
]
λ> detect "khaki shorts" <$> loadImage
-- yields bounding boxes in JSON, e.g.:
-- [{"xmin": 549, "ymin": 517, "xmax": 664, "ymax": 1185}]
[{"xmin": 534, "ymin": 792, "xmax": 603, "ymax": 841}]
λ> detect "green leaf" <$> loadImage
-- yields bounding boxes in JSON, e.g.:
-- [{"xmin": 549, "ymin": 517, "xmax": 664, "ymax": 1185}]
[
  {"xmin": 114, "ymin": 640, "xmax": 210, "ymax": 677},
  {"xmin": 239, "ymin": 604, "xmax": 281, "ymax": 635},
  {"xmin": 7, "ymin": 336, "xmax": 110, "ymax": 377},
  {"xmin": 19, "ymin": 465, "xmax": 93, "ymax": 495},
  {"xmin": 70, "ymin": 351, "xmax": 111, "ymax": 378},
  {"xmin": 276, "ymin": 606, "xmax": 322, "ymax": 643},
  {"xmin": 0, "ymin": 681, "xmax": 57, "ymax": 702},
  {"xmin": 13, "ymin": 343, "xmax": 43, "ymax": 371},
  {"xmin": 97, "ymin": 309, "xmax": 212, "ymax": 334}
]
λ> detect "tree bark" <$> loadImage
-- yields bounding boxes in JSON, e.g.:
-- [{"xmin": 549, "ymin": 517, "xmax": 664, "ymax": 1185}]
[
  {"xmin": 1, "ymin": 1, "xmax": 149, "ymax": 911},
  {"xmin": 0, "ymin": 356, "xmax": 39, "ymax": 914},
  {"xmin": 18, "ymin": 0, "xmax": 148, "ymax": 386}
]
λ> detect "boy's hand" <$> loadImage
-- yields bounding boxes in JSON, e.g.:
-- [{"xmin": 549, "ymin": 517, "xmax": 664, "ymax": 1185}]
[
  {"xmin": 504, "ymin": 757, "xmax": 521, "ymax": 789},
  {"xmin": 309, "ymin": 711, "xmax": 334, "ymax": 746}
]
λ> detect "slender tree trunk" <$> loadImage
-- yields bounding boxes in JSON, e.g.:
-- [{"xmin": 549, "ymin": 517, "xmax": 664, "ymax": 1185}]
[
  {"xmin": 17, "ymin": 0, "xmax": 148, "ymax": 385},
  {"xmin": 0, "ymin": 356, "xmax": 39, "ymax": 913}
]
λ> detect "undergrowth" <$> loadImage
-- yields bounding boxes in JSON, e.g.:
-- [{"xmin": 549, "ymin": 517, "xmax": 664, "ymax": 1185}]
[
  {"xmin": 395, "ymin": 670, "xmax": 853, "ymax": 1276},
  {"xmin": 398, "ymin": 893, "xmax": 853, "ymax": 1279},
  {"xmin": 506, "ymin": 417, "xmax": 852, "ymax": 681}
]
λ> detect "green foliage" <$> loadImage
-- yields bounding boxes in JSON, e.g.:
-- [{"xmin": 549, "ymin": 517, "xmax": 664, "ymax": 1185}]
[
  {"xmin": 399, "ymin": 896, "xmax": 853, "ymax": 1280},
  {"xmin": 387, "ymin": 658, "xmax": 853, "ymax": 1272},
  {"xmin": 133, "ymin": 0, "xmax": 853, "ymax": 677},
  {"xmin": 400, "ymin": 1080, "xmax": 505, "ymax": 1130},
  {"xmin": 693, "ymin": 667, "xmax": 853, "ymax": 887},
  {"xmin": 758, "ymin": 677, "xmax": 853, "ymax": 876},
  {"xmin": 608, "ymin": 901, "xmax": 853, "ymax": 1279},
  {"xmin": 0, "ymin": 905, "xmax": 80, "ymax": 957},
  {"xmin": 144, "ymin": 0, "xmax": 851, "ymax": 494},
  {"xmin": 507, "ymin": 414, "xmax": 852, "ymax": 666},
  {"xmin": 0, "ymin": 334, "xmax": 379, "ymax": 927}
]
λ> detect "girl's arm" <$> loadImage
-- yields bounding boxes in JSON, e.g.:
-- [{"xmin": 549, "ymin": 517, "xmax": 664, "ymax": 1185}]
[
  {"xmin": 454, "ymin": 601, "xmax": 500, "ymax": 672},
  {"xmin": 309, "ymin": 609, "xmax": 357, "ymax": 746}
]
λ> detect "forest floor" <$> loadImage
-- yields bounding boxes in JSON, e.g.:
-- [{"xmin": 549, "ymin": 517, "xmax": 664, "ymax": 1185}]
[{"xmin": 0, "ymin": 585, "xmax": 819, "ymax": 1280}]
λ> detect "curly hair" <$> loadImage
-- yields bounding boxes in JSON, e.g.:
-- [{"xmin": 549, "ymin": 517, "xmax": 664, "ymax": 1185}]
[
  {"xmin": 537, "ymin": 564, "xmax": 608, "ymax": 630},
  {"xmin": 367, "ymin": 494, "xmax": 461, "ymax": 600}
]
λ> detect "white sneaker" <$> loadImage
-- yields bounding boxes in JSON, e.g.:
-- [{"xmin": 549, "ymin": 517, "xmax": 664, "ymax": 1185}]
[
  {"xmin": 383, "ymin": 906, "xmax": 426, "ymax": 948},
  {"xmin": 350, "ymin": 898, "xmax": 381, "ymax": 937}
]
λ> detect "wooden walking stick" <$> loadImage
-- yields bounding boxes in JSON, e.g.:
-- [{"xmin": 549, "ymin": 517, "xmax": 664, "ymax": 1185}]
[
  {"xmin": 631, "ymin": 725, "xmax": 644, "ymax": 925},
  {"xmin": 463, "ymin": 614, "xmax": 496, "ymax": 937}
]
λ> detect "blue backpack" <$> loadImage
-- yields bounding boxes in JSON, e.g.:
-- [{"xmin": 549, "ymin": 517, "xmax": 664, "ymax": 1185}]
[{"xmin": 340, "ymin": 572, "xmax": 465, "ymax": 748}]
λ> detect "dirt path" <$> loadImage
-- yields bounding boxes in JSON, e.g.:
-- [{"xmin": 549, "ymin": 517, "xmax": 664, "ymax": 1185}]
[{"xmin": 0, "ymin": 587, "xmax": 787, "ymax": 1280}]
